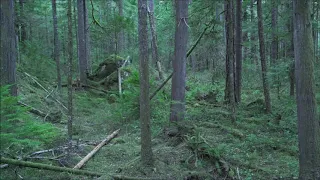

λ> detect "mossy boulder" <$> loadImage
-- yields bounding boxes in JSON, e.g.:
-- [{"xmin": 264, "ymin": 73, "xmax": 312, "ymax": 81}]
[{"xmin": 88, "ymin": 55, "xmax": 126, "ymax": 81}]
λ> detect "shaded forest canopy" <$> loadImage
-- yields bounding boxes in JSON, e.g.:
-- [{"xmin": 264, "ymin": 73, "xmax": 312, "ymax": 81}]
[{"xmin": 0, "ymin": 0, "xmax": 319, "ymax": 179}]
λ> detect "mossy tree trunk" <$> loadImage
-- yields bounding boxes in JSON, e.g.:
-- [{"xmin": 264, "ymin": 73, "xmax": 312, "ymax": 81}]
[{"xmin": 293, "ymin": 0, "xmax": 320, "ymax": 179}]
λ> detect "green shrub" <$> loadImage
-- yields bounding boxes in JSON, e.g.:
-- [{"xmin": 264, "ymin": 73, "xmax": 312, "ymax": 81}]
[{"xmin": 0, "ymin": 86, "xmax": 61, "ymax": 155}]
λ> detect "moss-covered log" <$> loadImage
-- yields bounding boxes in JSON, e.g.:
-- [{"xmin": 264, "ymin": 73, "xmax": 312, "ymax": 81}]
[{"xmin": 0, "ymin": 157, "xmax": 102, "ymax": 177}]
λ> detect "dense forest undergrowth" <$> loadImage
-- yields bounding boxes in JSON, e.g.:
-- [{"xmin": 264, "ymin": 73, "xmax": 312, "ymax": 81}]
[
  {"xmin": 2, "ymin": 62, "xmax": 319, "ymax": 179},
  {"xmin": 1, "ymin": 0, "xmax": 320, "ymax": 179}
]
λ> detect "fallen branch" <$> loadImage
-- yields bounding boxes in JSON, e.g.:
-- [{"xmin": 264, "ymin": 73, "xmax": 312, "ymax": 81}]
[
  {"xmin": 24, "ymin": 72, "xmax": 68, "ymax": 110},
  {"xmin": 149, "ymin": 73, "xmax": 173, "ymax": 100},
  {"xmin": 28, "ymin": 143, "xmax": 91, "ymax": 158},
  {"xmin": 111, "ymin": 175, "xmax": 166, "ymax": 180},
  {"xmin": 0, "ymin": 157, "xmax": 102, "ymax": 177},
  {"xmin": 73, "ymin": 129, "xmax": 120, "ymax": 169},
  {"xmin": 150, "ymin": 25, "xmax": 209, "ymax": 100}
]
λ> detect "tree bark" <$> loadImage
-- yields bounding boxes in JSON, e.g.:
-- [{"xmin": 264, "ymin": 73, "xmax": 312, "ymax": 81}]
[
  {"xmin": 67, "ymin": 0, "xmax": 74, "ymax": 154},
  {"xmin": 138, "ymin": 0, "xmax": 153, "ymax": 166},
  {"xmin": 52, "ymin": 0, "xmax": 62, "ymax": 92},
  {"xmin": 293, "ymin": 0, "xmax": 320, "ymax": 179},
  {"xmin": 77, "ymin": 0, "xmax": 88, "ymax": 85},
  {"xmin": 0, "ymin": 0, "xmax": 17, "ymax": 96},
  {"xmin": 170, "ymin": 0, "xmax": 189, "ymax": 122},
  {"xmin": 257, "ymin": 0, "xmax": 272, "ymax": 113},
  {"xmin": 235, "ymin": 0, "xmax": 242, "ymax": 103}
]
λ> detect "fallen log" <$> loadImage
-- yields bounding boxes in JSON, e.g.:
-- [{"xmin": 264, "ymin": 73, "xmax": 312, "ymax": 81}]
[
  {"xmin": 18, "ymin": 101, "xmax": 47, "ymax": 117},
  {"xmin": 73, "ymin": 129, "xmax": 120, "ymax": 169},
  {"xmin": 0, "ymin": 157, "xmax": 102, "ymax": 177},
  {"xmin": 18, "ymin": 101, "xmax": 62, "ymax": 123}
]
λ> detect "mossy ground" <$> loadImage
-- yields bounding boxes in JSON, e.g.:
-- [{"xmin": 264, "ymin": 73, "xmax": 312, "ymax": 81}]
[{"xmin": 2, "ymin": 68, "xmax": 319, "ymax": 180}]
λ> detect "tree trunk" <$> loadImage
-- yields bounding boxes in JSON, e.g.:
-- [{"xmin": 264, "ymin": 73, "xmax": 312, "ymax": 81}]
[
  {"xmin": 270, "ymin": 0, "xmax": 278, "ymax": 66},
  {"xmin": 235, "ymin": 0, "xmax": 242, "ymax": 103},
  {"xmin": 77, "ymin": 0, "xmax": 88, "ymax": 85},
  {"xmin": 52, "ymin": 0, "xmax": 62, "ymax": 92},
  {"xmin": 257, "ymin": 0, "xmax": 272, "ymax": 113},
  {"xmin": 0, "ymin": 0, "xmax": 17, "ymax": 96},
  {"xmin": 224, "ymin": 0, "xmax": 236, "ymax": 122},
  {"xmin": 293, "ymin": 0, "xmax": 320, "ymax": 179},
  {"xmin": 118, "ymin": 0, "xmax": 124, "ymax": 53},
  {"xmin": 170, "ymin": 0, "xmax": 189, "ymax": 122},
  {"xmin": 84, "ymin": 0, "xmax": 91, "ymax": 73},
  {"xmin": 288, "ymin": 4, "xmax": 295, "ymax": 97},
  {"xmin": 19, "ymin": 0, "xmax": 27, "ymax": 43},
  {"xmin": 67, "ymin": 0, "xmax": 74, "ymax": 154},
  {"xmin": 148, "ymin": 0, "xmax": 164, "ymax": 80},
  {"xmin": 138, "ymin": 0, "xmax": 153, "ymax": 166},
  {"xmin": 313, "ymin": 1, "xmax": 319, "ymax": 61}
]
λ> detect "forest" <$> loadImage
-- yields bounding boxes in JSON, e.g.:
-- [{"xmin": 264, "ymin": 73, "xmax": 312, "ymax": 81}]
[{"xmin": 0, "ymin": 0, "xmax": 319, "ymax": 179}]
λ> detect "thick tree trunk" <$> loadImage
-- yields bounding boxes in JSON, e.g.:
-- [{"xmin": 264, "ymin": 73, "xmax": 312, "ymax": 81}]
[
  {"xmin": 67, "ymin": 0, "xmax": 74, "ymax": 153},
  {"xmin": 138, "ymin": 0, "xmax": 153, "ymax": 166},
  {"xmin": 257, "ymin": 0, "xmax": 272, "ymax": 113},
  {"xmin": 293, "ymin": 0, "xmax": 320, "ymax": 179},
  {"xmin": 0, "ymin": 0, "xmax": 17, "ymax": 96},
  {"xmin": 235, "ymin": 0, "xmax": 242, "ymax": 103},
  {"xmin": 52, "ymin": 0, "xmax": 62, "ymax": 92},
  {"xmin": 77, "ymin": 0, "xmax": 88, "ymax": 85},
  {"xmin": 224, "ymin": 0, "xmax": 236, "ymax": 122},
  {"xmin": 170, "ymin": 0, "xmax": 189, "ymax": 122}
]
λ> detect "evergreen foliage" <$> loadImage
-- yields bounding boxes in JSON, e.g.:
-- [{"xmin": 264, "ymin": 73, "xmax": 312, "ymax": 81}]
[{"xmin": 0, "ymin": 86, "xmax": 61, "ymax": 155}]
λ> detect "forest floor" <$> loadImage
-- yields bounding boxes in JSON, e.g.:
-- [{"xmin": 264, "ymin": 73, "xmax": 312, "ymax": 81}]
[{"xmin": 2, "ymin": 70, "xmax": 320, "ymax": 180}]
